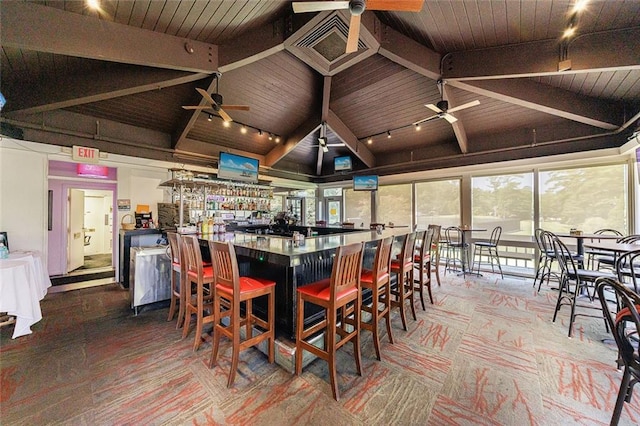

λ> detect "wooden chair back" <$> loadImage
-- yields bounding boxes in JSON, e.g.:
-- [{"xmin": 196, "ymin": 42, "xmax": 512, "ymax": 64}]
[{"xmin": 330, "ymin": 242, "xmax": 365, "ymax": 301}]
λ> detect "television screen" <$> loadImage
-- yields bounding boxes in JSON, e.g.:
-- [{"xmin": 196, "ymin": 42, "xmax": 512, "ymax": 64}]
[
  {"xmin": 334, "ymin": 156, "xmax": 352, "ymax": 172},
  {"xmin": 353, "ymin": 175, "xmax": 378, "ymax": 191},
  {"xmin": 217, "ymin": 152, "xmax": 259, "ymax": 183}
]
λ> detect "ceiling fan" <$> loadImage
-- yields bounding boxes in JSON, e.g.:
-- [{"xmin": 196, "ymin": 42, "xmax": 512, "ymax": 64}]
[
  {"xmin": 413, "ymin": 80, "xmax": 480, "ymax": 126},
  {"xmin": 292, "ymin": 0, "xmax": 424, "ymax": 54},
  {"xmin": 311, "ymin": 123, "xmax": 345, "ymax": 152},
  {"xmin": 182, "ymin": 73, "xmax": 249, "ymax": 123}
]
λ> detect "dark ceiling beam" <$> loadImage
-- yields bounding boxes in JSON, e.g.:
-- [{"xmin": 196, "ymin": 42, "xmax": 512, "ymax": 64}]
[
  {"xmin": 176, "ymin": 138, "xmax": 266, "ymax": 165},
  {"xmin": 442, "ymin": 27, "xmax": 640, "ymax": 81},
  {"xmin": 218, "ymin": 17, "xmax": 286, "ymax": 73},
  {"xmin": 448, "ymin": 78, "xmax": 623, "ymax": 130},
  {"xmin": 377, "ymin": 23, "xmax": 441, "ymax": 81},
  {"xmin": 442, "ymin": 85, "xmax": 469, "ymax": 154},
  {"xmin": 264, "ymin": 114, "xmax": 322, "ymax": 167},
  {"xmin": 326, "ymin": 110, "xmax": 375, "ymax": 168},
  {"xmin": 317, "ymin": 76, "xmax": 333, "ymax": 175},
  {"xmin": 173, "ymin": 77, "xmax": 218, "ymax": 151},
  {"xmin": 1, "ymin": 2, "xmax": 218, "ymax": 73},
  {"xmin": 8, "ymin": 69, "xmax": 209, "ymax": 114}
]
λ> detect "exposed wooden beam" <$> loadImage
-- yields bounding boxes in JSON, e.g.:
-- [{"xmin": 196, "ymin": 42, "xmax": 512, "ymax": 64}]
[
  {"xmin": 326, "ymin": 110, "xmax": 375, "ymax": 168},
  {"xmin": 377, "ymin": 23, "xmax": 441, "ymax": 81},
  {"xmin": 1, "ymin": 2, "xmax": 218, "ymax": 73},
  {"xmin": 177, "ymin": 139, "xmax": 266, "ymax": 165},
  {"xmin": 8, "ymin": 68, "xmax": 208, "ymax": 114},
  {"xmin": 218, "ymin": 18, "xmax": 286, "ymax": 73},
  {"xmin": 321, "ymin": 76, "xmax": 332, "ymax": 122},
  {"xmin": 442, "ymin": 85, "xmax": 469, "ymax": 154},
  {"xmin": 442, "ymin": 27, "xmax": 640, "ymax": 81},
  {"xmin": 264, "ymin": 114, "xmax": 322, "ymax": 167},
  {"xmin": 448, "ymin": 79, "xmax": 623, "ymax": 130}
]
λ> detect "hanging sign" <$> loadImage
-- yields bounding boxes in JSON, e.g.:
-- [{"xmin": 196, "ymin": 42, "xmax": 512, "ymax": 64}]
[{"xmin": 72, "ymin": 145, "xmax": 99, "ymax": 163}]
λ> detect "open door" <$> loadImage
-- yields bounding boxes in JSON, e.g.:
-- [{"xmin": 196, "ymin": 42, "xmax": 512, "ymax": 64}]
[{"xmin": 67, "ymin": 188, "xmax": 85, "ymax": 272}]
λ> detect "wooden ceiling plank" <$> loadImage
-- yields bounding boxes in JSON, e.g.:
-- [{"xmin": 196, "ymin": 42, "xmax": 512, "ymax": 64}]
[
  {"xmin": 8, "ymin": 69, "xmax": 209, "ymax": 114},
  {"xmin": 1, "ymin": 2, "xmax": 218, "ymax": 73},
  {"xmin": 322, "ymin": 76, "xmax": 332, "ymax": 122},
  {"xmin": 217, "ymin": 18, "xmax": 286, "ymax": 73},
  {"xmin": 326, "ymin": 110, "xmax": 375, "ymax": 167},
  {"xmin": 264, "ymin": 114, "xmax": 322, "ymax": 167},
  {"xmin": 448, "ymin": 78, "xmax": 623, "ymax": 130},
  {"xmin": 378, "ymin": 23, "xmax": 441, "ymax": 81},
  {"xmin": 443, "ymin": 27, "xmax": 640, "ymax": 80}
]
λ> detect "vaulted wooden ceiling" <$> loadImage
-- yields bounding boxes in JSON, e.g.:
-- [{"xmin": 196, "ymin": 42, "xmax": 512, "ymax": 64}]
[{"xmin": 1, "ymin": 1, "xmax": 639, "ymax": 183}]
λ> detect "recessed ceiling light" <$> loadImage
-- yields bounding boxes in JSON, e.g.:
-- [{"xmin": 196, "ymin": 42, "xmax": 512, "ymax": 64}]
[{"xmin": 86, "ymin": 0, "xmax": 100, "ymax": 10}]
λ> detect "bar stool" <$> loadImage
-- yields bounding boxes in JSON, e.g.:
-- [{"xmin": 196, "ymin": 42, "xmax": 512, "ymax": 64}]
[
  {"xmin": 208, "ymin": 241, "xmax": 275, "ymax": 388},
  {"xmin": 295, "ymin": 241, "xmax": 365, "ymax": 401},
  {"xmin": 388, "ymin": 232, "xmax": 417, "ymax": 330},
  {"xmin": 443, "ymin": 227, "xmax": 467, "ymax": 276},
  {"xmin": 360, "ymin": 236, "xmax": 394, "ymax": 360},
  {"xmin": 428, "ymin": 224, "xmax": 442, "ymax": 287},
  {"xmin": 414, "ymin": 228, "xmax": 436, "ymax": 309},
  {"xmin": 166, "ymin": 232, "xmax": 186, "ymax": 328},
  {"xmin": 181, "ymin": 235, "xmax": 215, "ymax": 351},
  {"xmin": 472, "ymin": 226, "xmax": 504, "ymax": 278}
]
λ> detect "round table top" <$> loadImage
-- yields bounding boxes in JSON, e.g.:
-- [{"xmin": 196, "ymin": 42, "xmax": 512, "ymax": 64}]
[{"xmin": 582, "ymin": 241, "xmax": 640, "ymax": 253}]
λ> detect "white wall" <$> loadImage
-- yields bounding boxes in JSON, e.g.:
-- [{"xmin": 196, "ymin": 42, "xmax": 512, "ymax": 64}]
[{"xmin": 0, "ymin": 142, "xmax": 48, "ymax": 254}]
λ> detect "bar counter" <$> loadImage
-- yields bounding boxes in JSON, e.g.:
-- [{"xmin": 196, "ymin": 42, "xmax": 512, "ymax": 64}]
[{"xmin": 197, "ymin": 227, "xmax": 412, "ymax": 340}]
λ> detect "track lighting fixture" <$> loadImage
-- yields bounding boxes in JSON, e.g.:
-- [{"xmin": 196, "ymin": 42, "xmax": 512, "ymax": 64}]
[
  {"xmin": 259, "ymin": 129, "xmax": 263, "ymax": 136},
  {"xmin": 268, "ymin": 133, "xmax": 273, "ymax": 141},
  {"xmin": 415, "ymin": 123, "xmax": 421, "ymax": 131},
  {"xmin": 387, "ymin": 131, "xmax": 391, "ymax": 138},
  {"xmin": 207, "ymin": 114, "xmax": 213, "ymax": 122},
  {"xmin": 367, "ymin": 137, "xmax": 373, "ymax": 145},
  {"xmin": 241, "ymin": 125, "xmax": 247, "ymax": 134},
  {"xmin": 223, "ymin": 121, "xmax": 230, "ymax": 127},
  {"xmin": 275, "ymin": 136, "xmax": 281, "ymax": 143}
]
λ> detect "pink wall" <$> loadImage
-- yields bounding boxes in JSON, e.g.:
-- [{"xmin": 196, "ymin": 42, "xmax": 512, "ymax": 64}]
[{"xmin": 47, "ymin": 160, "xmax": 117, "ymax": 276}]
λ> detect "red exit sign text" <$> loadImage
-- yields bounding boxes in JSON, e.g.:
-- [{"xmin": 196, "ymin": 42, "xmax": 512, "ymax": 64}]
[{"xmin": 72, "ymin": 145, "xmax": 100, "ymax": 164}]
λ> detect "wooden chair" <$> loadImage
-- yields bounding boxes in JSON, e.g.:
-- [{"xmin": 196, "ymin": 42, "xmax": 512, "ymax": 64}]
[
  {"xmin": 181, "ymin": 235, "xmax": 215, "ymax": 351},
  {"xmin": 428, "ymin": 224, "xmax": 442, "ymax": 287},
  {"xmin": 166, "ymin": 232, "xmax": 186, "ymax": 328},
  {"xmin": 208, "ymin": 241, "xmax": 275, "ymax": 388},
  {"xmin": 414, "ymin": 228, "xmax": 436, "ymax": 309},
  {"xmin": 596, "ymin": 277, "xmax": 640, "ymax": 426},
  {"xmin": 295, "ymin": 241, "xmax": 365, "ymax": 401},
  {"xmin": 360, "ymin": 236, "xmax": 394, "ymax": 360},
  {"xmin": 388, "ymin": 232, "xmax": 418, "ymax": 330}
]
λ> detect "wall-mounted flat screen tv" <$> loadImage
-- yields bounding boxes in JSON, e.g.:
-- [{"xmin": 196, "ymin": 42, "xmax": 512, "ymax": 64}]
[
  {"xmin": 334, "ymin": 156, "xmax": 352, "ymax": 172},
  {"xmin": 217, "ymin": 152, "xmax": 259, "ymax": 183},
  {"xmin": 353, "ymin": 175, "xmax": 378, "ymax": 191}
]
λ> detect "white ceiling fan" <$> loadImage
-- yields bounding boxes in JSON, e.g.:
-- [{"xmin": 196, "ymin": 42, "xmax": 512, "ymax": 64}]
[
  {"xmin": 292, "ymin": 0, "xmax": 424, "ymax": 54},
  {"xmin": 311, "ymin": 123, "xmax": 345, "ymax": 152},
  {"xmin": 413, "ymin": 80, "xmax": 480, "ymax": 126}
]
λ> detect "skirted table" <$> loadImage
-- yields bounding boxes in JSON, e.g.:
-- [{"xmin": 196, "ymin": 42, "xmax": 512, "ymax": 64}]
[{"xmin": 0, "ymin": 251, "xmax": 51, "ymax": 338}]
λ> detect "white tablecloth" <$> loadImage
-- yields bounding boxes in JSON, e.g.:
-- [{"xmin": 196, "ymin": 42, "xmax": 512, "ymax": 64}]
[{"xmin": 0, "ymin": 251, "xmax": 51, "ymax": 338}]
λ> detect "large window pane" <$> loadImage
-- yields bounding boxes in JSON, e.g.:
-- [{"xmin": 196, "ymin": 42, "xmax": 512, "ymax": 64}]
[
  {"xmin": 344, "ymin": 188, "xmax": 370, "ymax": 228},
  {"xmin": 539, "ymin": 164, "xmax": 628, "ymax": 234},
  {"xmin": 471, "ymin": 173, "xmax": 533, "ymax": 241},
  {"xmin": 415, "ymin": 179, "xmax": 461, "ymax": 229},
  {"xmin": 378, "ymin": 184, "xmax": 412, "ymax": 227}
]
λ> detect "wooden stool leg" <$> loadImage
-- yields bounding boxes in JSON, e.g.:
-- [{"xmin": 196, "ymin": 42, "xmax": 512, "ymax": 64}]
[
  {"xmin": 210, "ymin": 294, "xmax": 221, "ymax": 368},
  {"xmin": 371, "ymin": 291, "xmax": 382, "ymax": 360},
  {"xmin": 396, "ymin": 273, "xmax": 408, "ymax": 331},
  {"xmin": 327, "ymin": 307, "xmax": 339, "ymax": 400},
  {"xmin": 426, "ymin": 262, "xmax": 434, "ymax": 304},
  {"xmin": 176, "ymin": 275, "xmax": 186, "ymax": 329},
  {"xmin": 245, "ymin": 299, "xmax": 252, "ymax": 340},
  {"xmin": 167, "ymin": 270, "xmax": 177, "ymax": 322},
  {"xmin": 418, "ymin": 268, "xmax": 426, "ymax": 311},
  {"xmin": 268, "ymin": 291, "xmax": 275, "ymax": 363},
  {"xmin": 228, "ymin": 304, "xmax": 241, "ymax": 387},
  {"xmin": 353, "ymin": 297, "xmax": 362, "ymax": 375},
  {"xmin": 295, "ymin": 296, "xmax": 305, "ymax": 375}
]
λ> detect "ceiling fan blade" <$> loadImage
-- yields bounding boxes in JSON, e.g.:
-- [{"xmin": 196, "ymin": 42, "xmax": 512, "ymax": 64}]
[
  {"xmin": 182, "ymin": 105, "xmax": 211, "ymax": 110},
  {"xmin": 218, "ymin": 108, "xmax": 233, "ymax": 123},
  {"xmin": 443, "ymin": 113, "xmax": 458, "ymax": 124},
  {"xmin": 196, "ymin": 87, "xmax": 218, "ymax": 107},
  {"xmin": 446, "ymin": 99, "xmax": 480, "ymax": 114},
  {"xmin": 425, "ymin": 103, "xmax": 443, "ymax": 114},
  {"xmin": 412, "ymin": 114, "xmax": 439, "ymax": 125},
  {"xmin": 221, "ymin": 105, "xmax": 250, "ymax": 111},
  {"xmin": 292, "ymin": 1, "xmax": 349, "ymax": 13},
  {"xmin": 346, "ymin": 14, "xmax": 361, "ymax": 53},
  {"xmin": 326, "ymin": 144, "xmax": 345, "ymax": 147},
  {"xmin": 366, "ymin": 0, "xmax": 424, "ymax": 12}
]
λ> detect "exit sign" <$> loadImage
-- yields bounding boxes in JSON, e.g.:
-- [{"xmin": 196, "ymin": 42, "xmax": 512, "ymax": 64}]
[{"xmin": 72, "ymin": 145, "xmax": 99, "ymax": 163}]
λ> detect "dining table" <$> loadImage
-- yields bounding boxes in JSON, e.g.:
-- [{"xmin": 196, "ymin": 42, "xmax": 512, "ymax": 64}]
[
  {"xmin": 0, "ymin": 250, "xmax": 51, "ymax": 338},
  {"xmin": 556, "ymin": 233, "xmax": 621, "ymax": 257},
  {"xmin": 459, "ymin": 226, "xmax": 487, "ymax": 275},
  {"xmin": 582, "ymin": 241, "xmax": 639, "ymax": 255}
]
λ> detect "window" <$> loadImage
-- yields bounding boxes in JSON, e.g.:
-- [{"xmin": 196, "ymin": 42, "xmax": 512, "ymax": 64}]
[
  {"xmin": 323, "ymin": 188, "xmax": 342, "ymax": 197},
  {"xmin": 415, "ymin": 179, "xmax": 461, "ymax": 229},
  {"xmin": 539, "ymin": 164, "xmax": 628, "ymax": 234},
  {"xmin": 471, "ymin": 173, "xmax": 533, "ymax": 241},
  {"xmin": 378, "ymin": 183, "xmax": 412, "ymax": 227},
  {"xmin": 344, "ymin": 188, "xmax": 370, "ymax": 227}
]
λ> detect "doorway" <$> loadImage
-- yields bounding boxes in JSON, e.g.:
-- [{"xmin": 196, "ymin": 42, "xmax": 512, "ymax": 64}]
[{"xmin": 325, "ymin": 196, "xmax": 342, "ymax": 225}]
